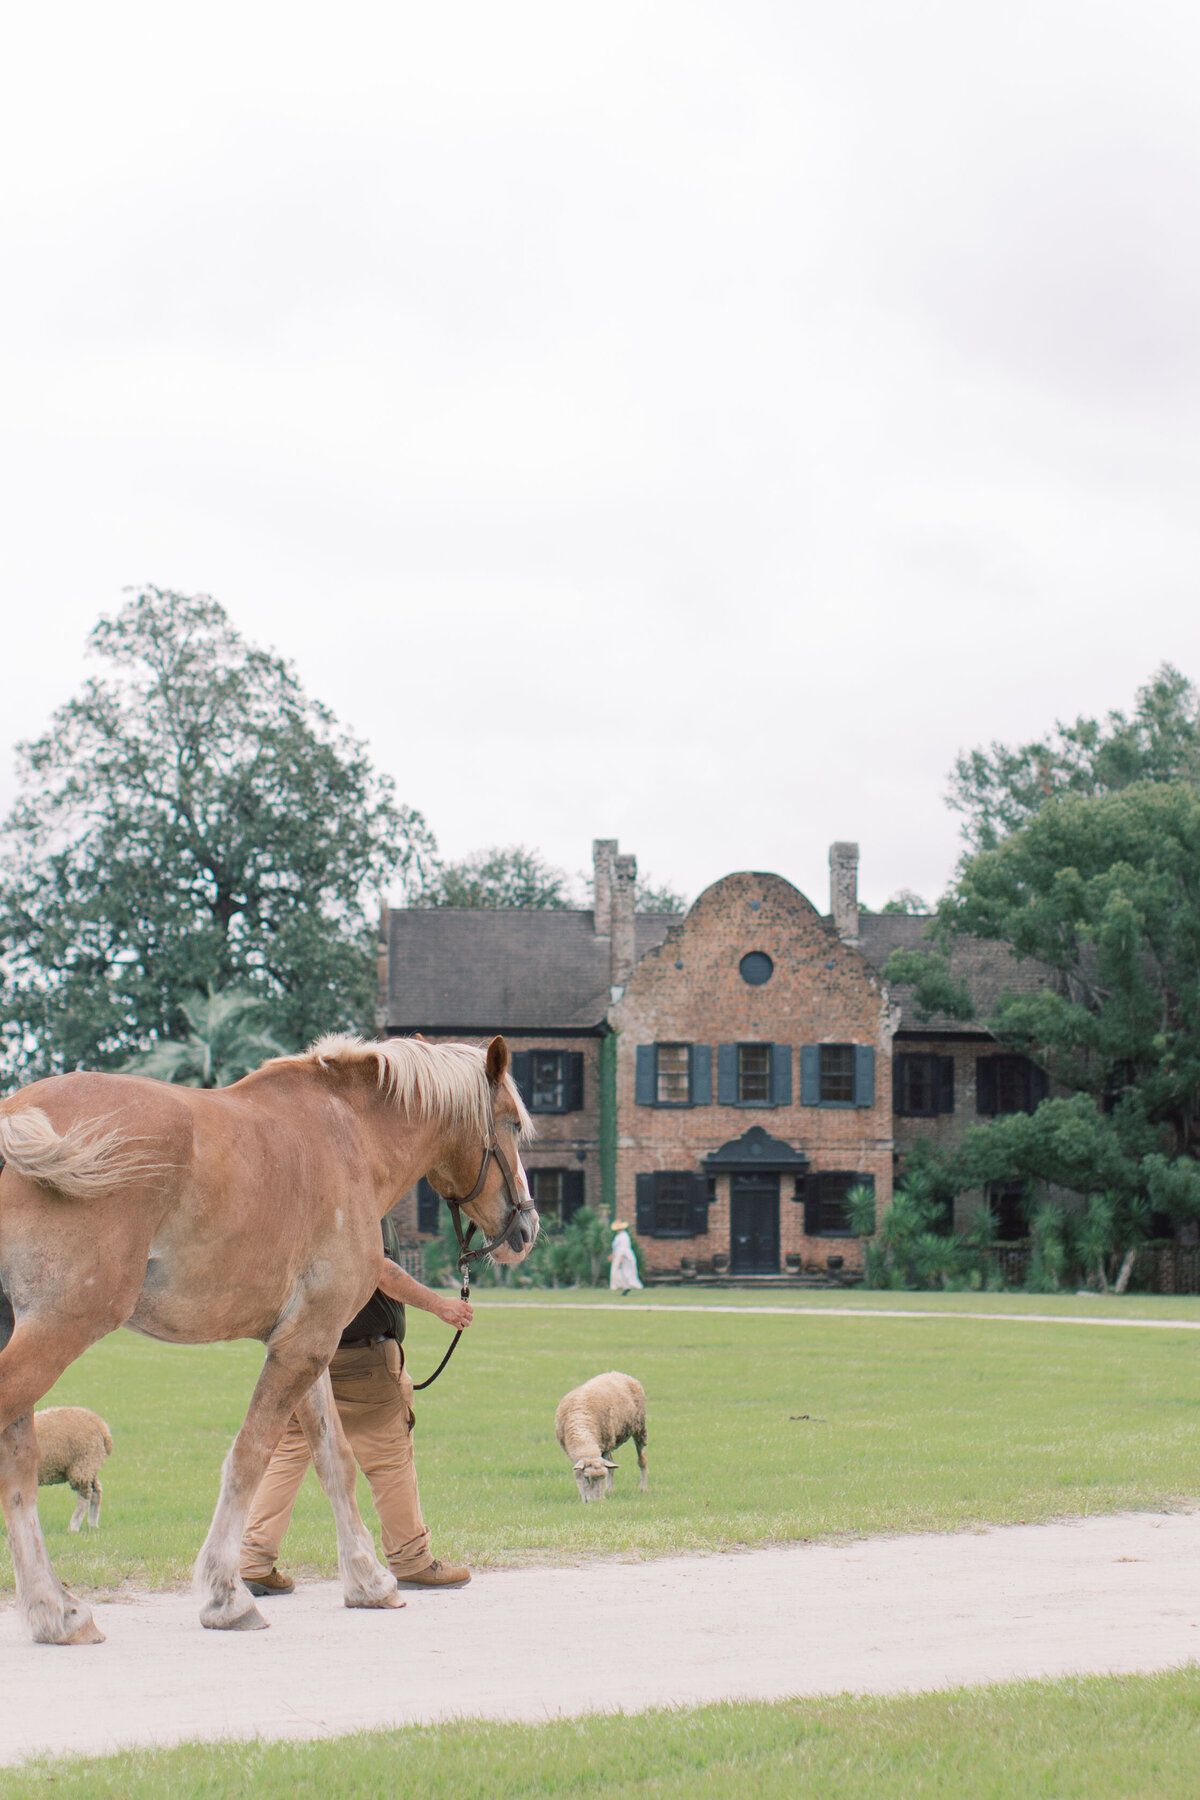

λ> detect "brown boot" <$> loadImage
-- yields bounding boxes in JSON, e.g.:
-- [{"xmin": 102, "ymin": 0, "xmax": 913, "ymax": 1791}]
[
  {"xmin": 392, "ymin": 1558, "xmax": 471, "ymax": 1589},
  {"xmin": 242, "ymin": 1566, "xmax": 295, "ymax": 1597}
]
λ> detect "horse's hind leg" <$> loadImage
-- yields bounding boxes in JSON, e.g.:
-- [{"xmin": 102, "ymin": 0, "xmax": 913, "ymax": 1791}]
[
  {"xmin": 194, "ymin": 1342, "xmax": 398, "ymax": 1631},
  {"xmin": 0, "ymin": 1325, "xmax": 105, "ymax": 1645},
  {"xmin": 295, "ymin": 1372, "xmax": 399, "ymax": 1611}
]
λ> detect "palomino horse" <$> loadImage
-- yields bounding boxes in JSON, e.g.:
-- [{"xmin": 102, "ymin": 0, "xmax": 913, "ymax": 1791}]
[{"xmin": 0, "ymin": 1033, "xmax": 537, "ymax": 1645}]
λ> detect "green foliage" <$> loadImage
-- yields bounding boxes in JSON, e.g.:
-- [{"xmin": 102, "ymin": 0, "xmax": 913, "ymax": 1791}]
[
  {"xmin": 0, "ymin": 589, "xmax": 433, "ymax": 1080},
  {"xmin": 422, "ymin": 1202, "xmax": 621, "ymax": 1290},
  {"xmin": 854, "ymin": 1179, "xmax": 996, "ymax": 1291},
  {"xmin": 880, "ymin": 888, "xmax": 929, "ymax": 915},
  {"xmin": 123, "ymin": 987, "xmax": 293, "ymax": 1088},
  {"xmin": 634, "ymin": 876, "xmax": 688, "ymax": 914},
  {"xmin": 413, "ymin": 844, "xmax": 572, "ymax": 909},
  {"xmin": 880, "ymin": 947, "xmax": 975, "ymax": 1022},
  {"xmin": 948, "ymin": 663, "xmax": 1200, "ymax": 852},
  {"xmin": 10, "ymin": 1673, "xmax": 1200, "ymax": 1800}
]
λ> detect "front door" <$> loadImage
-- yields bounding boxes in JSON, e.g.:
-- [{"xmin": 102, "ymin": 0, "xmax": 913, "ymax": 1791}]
[{"xmin": 730, "ymin": 1175, "xmax": 780, "ymax": 1274}]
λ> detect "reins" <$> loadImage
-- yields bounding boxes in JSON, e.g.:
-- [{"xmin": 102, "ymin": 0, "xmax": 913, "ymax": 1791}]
[{"xmin": 409, "ymin": 1114, "xmax": 530, "ymax": 1393}]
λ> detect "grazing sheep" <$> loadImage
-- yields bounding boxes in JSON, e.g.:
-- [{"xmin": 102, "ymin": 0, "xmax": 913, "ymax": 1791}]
[
  {"xmin": 33, "ymin": 1407, "xmax": 113, "ymax": 1531},
  {"xmin": 555, "ymin": 1371, "xmax": 647, "ymax": 1503}
]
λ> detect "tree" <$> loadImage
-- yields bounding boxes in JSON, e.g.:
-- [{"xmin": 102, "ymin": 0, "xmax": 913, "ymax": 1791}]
[
  {"xmin": 412, "ymin": 845, "xmax": 572, "ymax": 909},
  {"xmin": 123, "ymin": 987, "xmax": 292, "ymax": 1088},
  {"xmin": 635, "ymin": 877, "xmax": 688, "ymax": 915},
  {"xmin": 948, "ymin": 665, "xmax": 1200, "ymax": 851},
  {"xmin": 886, "ymin": 781, "xmax": 1200, "ymax": 1260},
  {"xmin": 0, "ymin": 587, "xmax": 434, "ymax": 1079}
]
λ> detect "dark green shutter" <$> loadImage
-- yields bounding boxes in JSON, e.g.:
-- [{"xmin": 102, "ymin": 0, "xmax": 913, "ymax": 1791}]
[
  {"xmin": 635, "ymin": 1046, "xmax": 656, "ymax": 1105},
  {"xmin": 691, "ymin": 1044, "xmax": 712, "ymax": 1106},
  {"xmin": 565, "ymin": 1052, "xmax": 585, "ymax": 1112},
  {"xmin": 509, "ymin": 1052, "xmax": 532, "ymax": 1106},
  {"xmin": 976, "ymin": 1057, "xmax": 997, "ymax": 1114},
  {"xmin": 689, "ymin": 1172, "xmax": 709, "ymax": 1236},
  {"xmin": 936, "ymin": 1056, "xmax": 955, "ymax": 1114},
  {"xmin": 417, "ymin": 1177, "xmax": 440, "ymax": 1235},
  {"xmin": 1029, "ymin": 1062, "xmax": 1049, "ymax": 1109},
  {"xmin": 717, "ymin": 1044, "xmax": 738, "ymax": 1105},
  {"xmin": 562, "ymin": 1168, "xmax": 585, "ymax": 1222},
  {"xmin": 800, "ymin": 1045, "xmax": 820, "ymax": 1105},
  {"xmin": 803, "ymin": 1173, "xmax": 821, "ymax": 1235},
  {"xmin": 635, "ymin": 1173, "xmax": 656, "ymax": 1237},
  {"xmin": 854, "ymin": 1045, "xmax": 875, "ymax": 1107},
  {"xmin": 893, "ymin": 1054, "xmax": 907, "ymax": 1114},
  {"xmin": 769, "ymin": 1043, "xmax": 792, "ymax": 1106}
]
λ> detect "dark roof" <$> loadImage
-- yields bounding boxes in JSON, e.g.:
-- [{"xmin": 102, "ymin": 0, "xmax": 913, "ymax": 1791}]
[
  {"xmin": 853, "ymin": 913, "xmax": 1054, "ymax": 1034},
  {"xmin": 387, "ymin": 909, "xmax": 675, "ymax": 1032},
  {"xmin": 387, "ymin": 903, "xmax": 1053, "ymax": 1037}
]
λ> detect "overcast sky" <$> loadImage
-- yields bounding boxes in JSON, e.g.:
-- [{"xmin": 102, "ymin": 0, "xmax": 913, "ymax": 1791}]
[{"xmin": 2, "ymin": 1, "xmax": 1197, "ymax": 912}]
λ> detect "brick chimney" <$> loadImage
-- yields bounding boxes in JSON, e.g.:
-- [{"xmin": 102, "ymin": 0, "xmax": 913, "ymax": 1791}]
[
  {"xmin": 610, "ymin": 852, "xmax": 638, "ymax": 994},
  {"xmin": 829, "ymin": 842, "xmax": 859, "ymax": 944},
  {"xmin": 592, "ymin": 838, "xmax": 618, "ymax": 937},
  {"xmin": 374, "ymin": 898, "xmax": 390, "ymax": 1033}
]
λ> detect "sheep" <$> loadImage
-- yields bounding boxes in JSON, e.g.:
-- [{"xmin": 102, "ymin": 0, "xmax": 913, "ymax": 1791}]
[
  {"xmin": 33, "ymin": 1407, "xmax": 113, "ymax": 1531},
  {"xmin": 555, "ymin": 1371, "xmax": 647, "ymax": 1503}
]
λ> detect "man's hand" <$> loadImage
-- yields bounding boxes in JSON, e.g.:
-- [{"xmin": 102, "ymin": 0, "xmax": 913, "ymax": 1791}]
[{"xmin": 431, "ymin": 1294, "xmax": 473, "ymax": 1330}]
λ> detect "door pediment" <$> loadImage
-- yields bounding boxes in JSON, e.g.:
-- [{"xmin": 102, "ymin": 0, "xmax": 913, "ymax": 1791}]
[{"xmin": 704, "ymin": 1125, "xmax": 809, "ymax": 1172}]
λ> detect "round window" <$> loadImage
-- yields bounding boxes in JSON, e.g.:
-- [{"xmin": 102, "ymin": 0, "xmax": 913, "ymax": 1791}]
[{"xmin": 739, "ymin": 951, "xmax": 774, "ymax": 986}]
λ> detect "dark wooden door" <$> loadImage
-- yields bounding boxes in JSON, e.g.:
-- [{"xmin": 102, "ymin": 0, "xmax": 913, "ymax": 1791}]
[{"xmin": 730, "ymin": 1175, "xmax": 780, "ymax": 1274}]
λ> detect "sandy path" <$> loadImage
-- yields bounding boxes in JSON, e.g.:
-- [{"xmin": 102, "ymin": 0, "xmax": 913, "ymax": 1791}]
[{"xmin": 2, "ymin": 1508, "xmax": 1199, "ymax": 1766}]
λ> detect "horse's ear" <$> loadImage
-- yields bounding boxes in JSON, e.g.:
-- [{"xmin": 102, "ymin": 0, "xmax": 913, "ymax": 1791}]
[{"xmin": 485, "ymin": 1036, "xmax": 510, "ymax": 1086}]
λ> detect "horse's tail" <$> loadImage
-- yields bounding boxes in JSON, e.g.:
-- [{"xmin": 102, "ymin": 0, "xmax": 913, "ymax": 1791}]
[{"xmin": 0, "ymin": 1106, "xmax": 153, "ymax": 1199}]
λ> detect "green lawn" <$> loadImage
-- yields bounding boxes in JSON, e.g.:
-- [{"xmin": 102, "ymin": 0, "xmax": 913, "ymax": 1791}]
[
  {"xmin": 7, "ymin": 1672, "xmax": 1200, "ymax": 1799},
  {"xmin": 10, "ymin": 1291, "xmax": 1200, "ymax": 1594}
]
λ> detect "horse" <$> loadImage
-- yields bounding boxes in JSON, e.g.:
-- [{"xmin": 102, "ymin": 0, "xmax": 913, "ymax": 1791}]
[{"xmin": 0, "ymin": 1032, "xmax": 537, "ymax": 1645}]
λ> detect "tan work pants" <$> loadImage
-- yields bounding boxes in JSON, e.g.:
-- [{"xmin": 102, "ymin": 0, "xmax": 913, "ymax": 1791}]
[{"xmin": 241, "ymin": 1340, "xmax": 431, "ymax": 1581}]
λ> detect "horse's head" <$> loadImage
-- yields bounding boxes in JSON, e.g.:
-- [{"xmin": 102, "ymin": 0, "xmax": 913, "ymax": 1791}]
[{"xmin": 427, "ymin": 1036, "xmax": 539, "ymax": 1267}]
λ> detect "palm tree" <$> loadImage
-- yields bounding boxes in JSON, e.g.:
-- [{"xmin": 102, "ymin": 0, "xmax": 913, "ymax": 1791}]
[{"xmin": 125, "ymin": 988, "xmax": 293, "ymax": 1088}]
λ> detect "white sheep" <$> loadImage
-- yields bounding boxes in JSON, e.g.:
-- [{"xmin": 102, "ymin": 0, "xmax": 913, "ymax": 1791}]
[
  {"xmin": 34, "ymin": 1407, "xmax": 113, "ymax": 1531},
  {"xmin": 555, "ymin": 1371, "xmax": 648, "ymax": 1503}
]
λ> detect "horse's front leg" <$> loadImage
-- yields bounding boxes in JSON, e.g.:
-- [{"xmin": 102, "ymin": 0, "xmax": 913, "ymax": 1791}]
[
  {"xmin": 295, "ymin": 1371, "xmax": 401, "ymax": 1611},
  {"xmin": 194, "ymin": 1345, "xmax": 338, "ymax": 1632}
]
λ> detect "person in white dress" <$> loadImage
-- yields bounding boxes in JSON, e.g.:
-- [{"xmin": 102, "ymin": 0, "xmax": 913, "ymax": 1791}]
[{"xmin": 609, "ymin": 1220, "xmax": 643, "ymax": 1293}]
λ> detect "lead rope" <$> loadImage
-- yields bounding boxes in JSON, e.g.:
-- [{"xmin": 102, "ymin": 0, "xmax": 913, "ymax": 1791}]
[{"xmin": 410, "ymin": 1229, "xmax": 474, "ymax": 1393}]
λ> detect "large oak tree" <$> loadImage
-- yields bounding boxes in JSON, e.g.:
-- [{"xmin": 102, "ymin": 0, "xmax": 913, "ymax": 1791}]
[{"xmin": 1, "ymin": 588, "xmax": 434, "ymax": 1079}]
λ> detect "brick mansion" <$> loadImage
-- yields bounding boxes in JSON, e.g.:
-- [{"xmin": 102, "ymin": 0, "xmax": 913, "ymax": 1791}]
[{"xmin": 381, "ymin": 840, "xmax": 1050, "ymax": 1278}]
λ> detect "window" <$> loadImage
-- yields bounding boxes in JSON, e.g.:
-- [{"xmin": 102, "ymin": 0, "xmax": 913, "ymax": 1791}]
[
  {"xmin": 803, "ymin": 1171, "xmax": 873, "ymax": 1237},
  {"xmin": 716, "ymin": 1043, "xmax": 792, "ymax": 1107},
  {"xmin": 801, "ymin": 1044, "xmax": 876, "ymax": 1109},
  {"xmin": 976, "ymin": 1055, "xmax": 1048, "ymax": 1116},
  {"xmin": 510, "ymin": 1050, "xmax": 585, "ymax": 1114},
  {"xmin": 635, "ymin": 1044, "xmax": 712, "ymax": 1107},
  {"xmin": 739, "ymin": 951, "xmax": 774, "ymax": 986},
  {"xmin": 819, "ymin": 1045, "xmax": 854, "ymax": 1104},
  {"xmin": 653, "ymin": 1172, "xmax": 692, "ymax": 1235},
  {"xmin": 635, "ymin": 1171, "xmax": 709, "ymax": 1238},
  {"xmin": 738, "ymin": 1044, "xmax": 771, "ymax": 1103},
  {"xmin": 893, "ymin": 1054, "xmax": 954, "ymax": 1117},
  {"xmin": 656, "ymin": 1044, "xmax": 691, "ymax": 1105},
  {"xmin": 528, "ymin": 1167, "xmax": 585, "ymax": 1224},
  {"xmin": 988, "ymin": 1180, "xmax": 1029, "ymax": 1241}
]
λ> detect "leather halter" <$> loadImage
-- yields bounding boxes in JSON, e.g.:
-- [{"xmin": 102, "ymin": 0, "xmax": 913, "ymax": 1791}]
[{"xmin": 409, "ymin": 1098, "xmax": 532, "ymax": 1394}]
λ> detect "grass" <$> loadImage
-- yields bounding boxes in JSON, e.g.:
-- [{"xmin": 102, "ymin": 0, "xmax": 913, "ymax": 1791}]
[
  {"xmin": 6, "ymin": 1671, "xmax": 1200, "ymax": 1798},
  {"xmin": 10, "ymin": 1291, "xmax": 1200, "ymax": 1593}
]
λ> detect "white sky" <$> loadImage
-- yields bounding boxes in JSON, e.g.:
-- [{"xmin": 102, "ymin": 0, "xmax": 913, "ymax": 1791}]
[{"xmin": 2, "ymin": 0, "xmax": 1197, "ymax": 912}]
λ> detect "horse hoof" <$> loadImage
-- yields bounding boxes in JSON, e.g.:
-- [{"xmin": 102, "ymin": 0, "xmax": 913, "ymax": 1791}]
[
  {"xmin": 63, "ymin": 1615, "xmax": 106, "ymax": 1646},
  {"xmin": 201, "ymin": 1600, "xmax": 269, "ymax": 1632}
]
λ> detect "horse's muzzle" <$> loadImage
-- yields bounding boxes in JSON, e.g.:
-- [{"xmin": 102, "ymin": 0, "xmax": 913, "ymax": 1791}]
[{"xmin": 507, "ymin": 1206, "xmax": 539, "ymax": 1258}]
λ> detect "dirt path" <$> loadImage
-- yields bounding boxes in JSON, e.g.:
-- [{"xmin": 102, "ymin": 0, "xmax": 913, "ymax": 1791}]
[{"xmin": 2, "ymin": 1508, "xmax": 1199, "ymax": 1767}]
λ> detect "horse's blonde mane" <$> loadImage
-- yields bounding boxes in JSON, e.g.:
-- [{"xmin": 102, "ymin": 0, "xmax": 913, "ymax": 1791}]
[{"xmin": 297, "ymin": 1035, "xmax": 534, "ymax": 1140}]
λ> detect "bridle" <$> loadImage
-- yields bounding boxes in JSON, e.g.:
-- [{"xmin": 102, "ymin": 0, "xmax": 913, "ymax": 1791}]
[{"xmin": 410, "ymin": 1092, "xmax": 533, "ymax": 1393}]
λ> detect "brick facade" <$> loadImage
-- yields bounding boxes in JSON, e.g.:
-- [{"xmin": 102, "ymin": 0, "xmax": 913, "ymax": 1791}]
[{"xmin": 382, "ymin": 837, "xmax": 1050, "ymax": 1275}]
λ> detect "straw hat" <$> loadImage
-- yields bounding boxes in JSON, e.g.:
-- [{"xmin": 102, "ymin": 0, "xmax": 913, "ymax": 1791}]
[{"xmin": 611, "ymin": 1220, "xmax": 629, "ymax": 1232}]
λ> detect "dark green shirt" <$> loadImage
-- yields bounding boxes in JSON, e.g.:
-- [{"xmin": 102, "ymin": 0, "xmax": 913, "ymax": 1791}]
[{"xmin": 339, "ymin": 1216, "xmax": 407, "ymax": 1346}]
